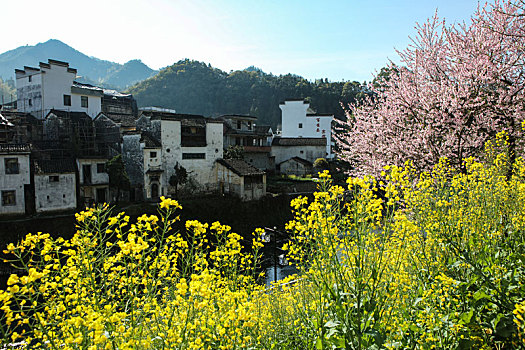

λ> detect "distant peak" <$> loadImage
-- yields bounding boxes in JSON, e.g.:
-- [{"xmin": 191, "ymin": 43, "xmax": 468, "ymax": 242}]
[
  {"xmin": 125, "ymin": 59, "xmax": 145, "ymax": 65},
  {"xmin": 37, "ymin": 39, "xmax": 71, "ymax": 49}
]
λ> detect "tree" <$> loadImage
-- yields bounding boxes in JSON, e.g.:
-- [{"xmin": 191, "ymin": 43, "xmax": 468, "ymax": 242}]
[
  {"xmin": 169, "ymin": 163, "xmax": 188, "ymax": 198},
  {"xmin": 313, "ymin": 158, "xmax": 329, "ymax": 170},
  {"xmin": 335, "ymin": 0, "xmax": 525, "ymax": 176},
  {"xmin": 106, "ymin": 155, "xmax": 130, "ymax": 204},
  {"xmin": 224, "ymin": 145, "xmax": 244, "ymax": 160}
]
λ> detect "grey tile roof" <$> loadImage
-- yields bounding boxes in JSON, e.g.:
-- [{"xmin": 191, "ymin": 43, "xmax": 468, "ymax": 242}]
[
  {"xmin": 279, "ymin": 156, "xmax": 313, "ymax": 167},
  {"xmin": 0, "ymin": 143, "xmax": 31, "ymax": 153},
  {"xmin": 141, "ymin": 132, "xmax": 161, "ymax": 148},
  {"xmin": 34, "ymin": 159, "xmax": 76, "ymax": 174},
  {"xmin": 272, "ymin": 137, "xmax": 326, "ymax": 146},
  {"xmin": 217, "ymin": 158, "xmax": 265, "ymax": 177}
]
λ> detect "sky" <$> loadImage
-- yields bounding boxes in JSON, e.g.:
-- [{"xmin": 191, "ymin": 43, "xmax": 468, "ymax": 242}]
[{"xmin": 1, "ymin": 0, "xmax": 482, "ymax": 82}]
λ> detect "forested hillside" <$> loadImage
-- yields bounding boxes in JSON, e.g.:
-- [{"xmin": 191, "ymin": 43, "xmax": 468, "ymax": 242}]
[{"xmin": 128, "ymin": 60, "xmax": 369, "ymax": 128}]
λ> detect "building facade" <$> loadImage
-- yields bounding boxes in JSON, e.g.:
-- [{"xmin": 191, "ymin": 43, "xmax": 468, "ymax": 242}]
[
  {"xmin": 279, "ymin": 99, "xmax": 333, "ymax": 158},
  {"xmin": 0, "ymin": 144, "xmax": 31, "ymax": 215},
  {"xmin": 16, "ymin": 59, "xmax": 102, "ymax": 120},
  {"xmin": 33, "ymin": 159, "xmax": 77, "ymax": 213}
]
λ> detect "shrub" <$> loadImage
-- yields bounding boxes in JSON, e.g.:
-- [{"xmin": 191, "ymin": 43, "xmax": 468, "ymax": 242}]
[{"xmin": 1, "ymin": 133, "xmax": 524, "ymax": 349}]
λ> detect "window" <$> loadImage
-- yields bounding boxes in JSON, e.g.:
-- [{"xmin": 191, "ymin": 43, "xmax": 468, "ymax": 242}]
[
  {"xmin": 81, "ymin": 96, "xmax": 88, "ymax": 108},
  {"xmin": 28, "ymin": 98, "xmax": 32, "ymax": 106},
  {"xmin": 298, "ymin": 123, "xmax": 303, "ymax": 128},
  {"xmin": 2, "ymin": 190, "xmax": 15, "ymax": 206},
  {"xmin": 97, "ymin": 163, "xmax": 105, "ymax": 173},
  {"xmin": 237, "ymin": 121, "xmax": 242, "ymax": 129},
  {"xmin": 28, "ymin": 76, "xmax": 32, "ymax": 83},
  {"xmin": 4, "ymin": 158, "xmax": 19, "ymax": 174},
  {"xmin": 150, "ymin": 151, "xmax": 157, "ymax": 158},
  {"xmin": 83, "ymin": 164, "xmax": 92, "ymax": 184},
  {"xmin": 49, "ymin": 175, "xmax": 59, "ymax": 182},
  {"xmin": 248, "ymin": 121, "xmax": 252, "ymax": 130},
  {"xmin": 182, "ymin": 153, "xmax": 205, "ymax": 160},
  {"xmin": 63, "ymin": 94, "xmax": 71, "ymax": 106}
]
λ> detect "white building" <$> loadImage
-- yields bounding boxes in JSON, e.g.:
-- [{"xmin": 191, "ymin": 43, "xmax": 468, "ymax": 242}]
[
  {"xmin": 279, "ymin": 99, "xmax": 333, "ymax": 158},
  {"xmin": 0, "ymin": 144, "xmax": 31, "ymax": 215},
  {"xmin": 77, "ymin": 157, "xmax": 110, "ymax": 206},
  {"xmin": 136, "ymin": 111, "xmax": 224, "ymax": 199},
  {"xmin": 16, "ymin": 59, "xmax": 102, "ymax": 120},
  {"xmin": 33, "ymin": 159, "xmax": 77, "ymax": 213},
  {"xmin": 271, "ymin": 137, "xmax": 326, "ymax": 166},
  {"xmin": 216, "ymin": 158, "xmax": 266, "ymax": 201}
]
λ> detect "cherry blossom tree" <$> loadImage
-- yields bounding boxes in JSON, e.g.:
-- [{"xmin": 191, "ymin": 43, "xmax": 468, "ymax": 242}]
[{"xmin": 335, "ymin": 0, "xmax": 525, "ymax": 175}]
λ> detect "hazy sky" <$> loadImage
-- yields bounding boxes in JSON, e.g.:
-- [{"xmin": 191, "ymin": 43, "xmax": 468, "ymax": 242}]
[{"xmin": 2, "ymin": 0, "xmax": 482, "ymax": 82}]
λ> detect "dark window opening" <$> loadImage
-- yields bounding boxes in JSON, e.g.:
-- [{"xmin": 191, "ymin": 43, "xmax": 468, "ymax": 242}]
[
  {"xmin": 298, "ymin": 123, "xmax": 303, "ymax": 128},
  {"xmin": 83, "ymin": 164, "xmax": 92, "ymax": 184},
  {"xmin": 28, "ymin": 76, "xmax": 32, "ymax": 83},
  {"xmin": 2, "ymin": 190, "xmax": 15, "ymax": 206},
  {"xmin": 96, "ymin": 188, "xmax": 106, "ymax": 203},
  {"xmin": 81, "ymin": 96, "xmax": 88, "ymax": 108},
  {"xmin": 5, "ymin": 158, "xmax": 19, "ymax": 174},
  {"xmin": 28, "ymin": 98, "xmax": 32, "ymax": 106},
  {"xmin": 182, "ymin": 153, "xmax": 205, "ymax": 160},
  {"xmin": 63, "ymin": 94, "xmax": 71, "ymax": 106},
  {"xmin": 97, "ymin": 163, "xmax": 105, "ymax": 173},
  {"xmin": 151, "ymin": 183, "xmax": 159, "ymax": 198},
  {"xmin": 237, "ymin": 121, "xmax": 241, "ymax": 129},
  {"xmin": 150, "ymin": 151, "xmax": 157, "ymax": 158},
  {"xmin": 181, "ymin": 124, "xmax": 206, "ymax": 147},
  {"xmin": 49, "ymin": 175, "xmax": 59, "ymax": 182}
]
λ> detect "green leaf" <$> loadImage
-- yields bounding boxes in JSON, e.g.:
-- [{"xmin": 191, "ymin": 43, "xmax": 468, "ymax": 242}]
[
  {"xmin": 473, "ymin": 289, "xmax": 490, "ymax": 301},
  {"xmin": 459, "ymin": 310, "xmax": 473, "ymax": 324},
  {"xmin": 324, "ymin": 320, "xmax": 340, "ymax": 329},
  {"xmin": 316, "ymin": 338, "xmax": 323, "ymax": 349}
]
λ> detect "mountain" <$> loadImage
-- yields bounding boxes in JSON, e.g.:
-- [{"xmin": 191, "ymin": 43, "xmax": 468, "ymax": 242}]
[
  {"xmin": 128, "ymin": 59, "xmax": 369, "ymax": 128},
  {"xmin": 0, "ymin": 39, "xmax": 157, "ymax": 90}
]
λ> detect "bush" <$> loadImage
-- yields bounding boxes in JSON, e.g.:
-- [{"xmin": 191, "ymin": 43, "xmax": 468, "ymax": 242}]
[{"xmin": 1, "ymin": 133, "xmax": 524, "ymax": 349}]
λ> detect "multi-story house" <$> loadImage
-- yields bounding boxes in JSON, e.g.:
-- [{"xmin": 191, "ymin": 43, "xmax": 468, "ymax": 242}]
[
  {"xmin": 0, "ymin": 144, "xmax": 31, "ymax": 215},
  {"xmin": 77, "ymin": 157, "xmax": 110, "ymax": 206},
  {"xmin": 33, "ymin": 159, "xmax": 77, "ymax": 213},
  {"xmin": 279, "ymin": 99, "xmax": 334, "ymax": 158},
  {"xmin": 220, "ymin": 114, "xmax": 274, "ymax": 170},
  {"xmin": 16, "ymin": 59, "xmax": 103, "ymax": 120},
  {"xmin": 134, "ymin": 110, "xmax": 223, "ymax": 199}
]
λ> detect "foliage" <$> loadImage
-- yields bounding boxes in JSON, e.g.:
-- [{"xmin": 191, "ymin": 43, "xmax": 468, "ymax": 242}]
[
  {"xmin": 335, "ymin": 0, "xmax": 525, "ymax": 176},
  {"xmin": 223, "ymin": 145, "xmax": 245, "ymax": 160},
  {"xmin": 106, "ymin": 155, "xmax": 130, "ymax": 203},
  {"xmin": 128, "ymin": 59, "xmax": 369, "ymax": 128},
  {"xmin": 313, "ymin": 157, "xmax": 329, "ymax": 169},
  {"xmin": 1, "ymin": 135, "xmax": 525, "ymax": 349},
  {"xmin": 169, "ymin": 163, "xmax": 188, "ymax": 197}
]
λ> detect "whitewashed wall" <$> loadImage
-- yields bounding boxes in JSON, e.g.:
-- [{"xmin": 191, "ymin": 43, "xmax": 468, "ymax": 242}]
[
  {"xmin": 34, "ymin": 173, "xmax": 76, "ymax": 213},
  {"xmin": 143, "ymin": 147, "xmax": 163, "ymax": 199},
  {"xmin": 0, "ymin": 154, "xmax": 30, "ymax": 215},
  {"xmin": 279, "ymin": 100, "xmax": 333, "ymax": 157},
  {"xmin": 16, "ymin": 61, "xmax": 102, "ymax": 119},
  {"xmin": 161, "ymin": 120, "xmax": 223, "ymax": 193},
  {"xmin": 271, "ymin": 144, "xmax": 325, "ymax": 165}
]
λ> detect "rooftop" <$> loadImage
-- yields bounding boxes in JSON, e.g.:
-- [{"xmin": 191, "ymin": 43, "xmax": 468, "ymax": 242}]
[
  {"xmin": 0, "ymin": 143, "xmax": 31, "ymax": 154},
  {"xmin": 280, "ymin": 156, "xmax": 313, "ymax": 167},
  {"xmin": 34, "ymin": 158, "xmax": 76, "ymax": 174},
  {"xmin": 217, "ymin": 158, "xmax": 266, "ymax": 177},
  {"xmin": 272, "ymin": 137, "xmax": 326, "ymax": 147}
]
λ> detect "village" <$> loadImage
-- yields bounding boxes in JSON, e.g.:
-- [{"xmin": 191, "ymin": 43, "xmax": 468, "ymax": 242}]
[{"xmin": 0, "ymin": 59, "xmax": 334, "ymax": 217}]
